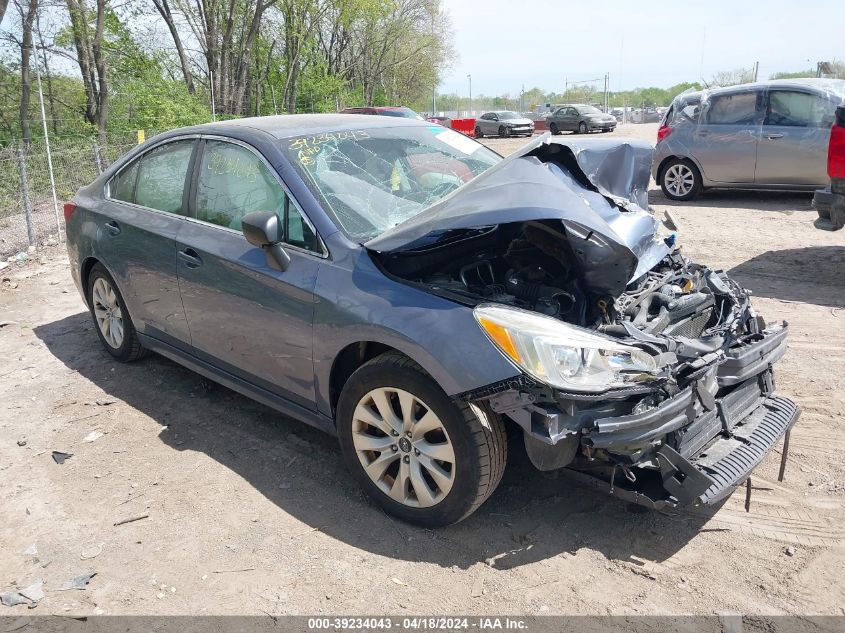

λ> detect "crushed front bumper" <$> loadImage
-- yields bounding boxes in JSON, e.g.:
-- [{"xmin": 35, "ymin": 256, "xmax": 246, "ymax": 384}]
[{"xmin": 477, "ymin": 323, "xmax": 799, "ymax": 508}]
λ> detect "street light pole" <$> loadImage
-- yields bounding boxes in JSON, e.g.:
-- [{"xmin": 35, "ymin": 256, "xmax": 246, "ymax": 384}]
[{"xmin": 467, "ymin": 74, "xmax": 472, "ymax": 116}]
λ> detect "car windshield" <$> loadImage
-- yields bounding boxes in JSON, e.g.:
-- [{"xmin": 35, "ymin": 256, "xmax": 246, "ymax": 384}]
[
  {"xmin": 580, "ymin": 105, "xmax": 602, "ymax": 115},
  {"xmin": 378, "ymin": 107, "xmax": 423, "ymax": 119},
  {"xmin": 283, "ymin": 125, "xmax": 501, "ymax": 241},
  {"xmin": 497, "ymin": 111, "xmax": 520, "ymax": 120}
]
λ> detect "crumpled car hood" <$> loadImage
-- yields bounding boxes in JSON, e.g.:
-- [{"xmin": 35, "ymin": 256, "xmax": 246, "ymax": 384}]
[{"xmin": 365, "ymin": 133, "xmax": 669, "ymax": 297}]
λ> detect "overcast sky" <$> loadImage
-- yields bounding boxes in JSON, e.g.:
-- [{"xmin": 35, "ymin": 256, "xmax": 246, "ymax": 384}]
[{"xmin": 439, "ymin": 0, "xmax": 842, "ymax": 96}]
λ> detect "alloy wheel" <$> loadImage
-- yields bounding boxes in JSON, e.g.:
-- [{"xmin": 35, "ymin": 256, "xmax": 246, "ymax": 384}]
[
  {"xmin": 92, "ymin": 277, "xmax": 124, "ymax": 349},
  {"xmin": 351, "ymin": 387, "xmax": 456, "ymax": 508},
  {"xmin": 664, "ymin": 163, "xmax": 696, "ymax": 198}
]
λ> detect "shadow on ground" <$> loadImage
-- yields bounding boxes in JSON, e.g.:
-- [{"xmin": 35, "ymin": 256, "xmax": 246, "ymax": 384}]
[
  {"xmin": 649, "ymin": 188, "xmax": 814, "ymax": 213},
  {"xmin": 36, "ymin": 313, "xmax": 716, "ymax": 571},
  {"xmin": 728, "ymin": 246, "xmax": 845, "ymax": 308}
]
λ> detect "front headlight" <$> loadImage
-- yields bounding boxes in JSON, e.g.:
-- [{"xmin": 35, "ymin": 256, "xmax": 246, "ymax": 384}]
[{"xmin": 474, "ymin": 304, "xmax": 659, "ymax": 393}]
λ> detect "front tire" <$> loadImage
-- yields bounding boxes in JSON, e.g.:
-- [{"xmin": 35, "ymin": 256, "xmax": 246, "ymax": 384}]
[
  {"xmin": 498, "ymin": 126, "xmax": 508, "ymax": 138},
  {"xmin": 578, "ymin": 121, "xmax": 588, "ymax": 134},
  {"xmin": 87, "ymin": 263, "xmax": 146, "ymax": 362},
  {"xmin": 336, "ymin": 352, "xmax": 507, "ymax": 527},
  {"xmin": 549, "ymin": 122, "xmax": 559, "ymax": 135},
  {"xmin": 660, "ymin": 158, "xmax": 703, "ymax": 201}
]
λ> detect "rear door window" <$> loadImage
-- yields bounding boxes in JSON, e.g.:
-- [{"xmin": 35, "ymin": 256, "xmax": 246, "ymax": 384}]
[
  {"xmin": 765, "ymin": 90, "xmax": 835, "ymax": 127},
  {"xmin": 705, "ymin": 92, "xmax": 761, "ymax": 125},
  {"xmin": 111, "ymin": 161, "xmax": 139, "ymax": 203},
  {"xmin": 133, "ymin": 140, "xmax": 194, "ymax": 214},
  {"xmin": 665, "ymin": 100, "xmax": 700, "ymax": 126}
]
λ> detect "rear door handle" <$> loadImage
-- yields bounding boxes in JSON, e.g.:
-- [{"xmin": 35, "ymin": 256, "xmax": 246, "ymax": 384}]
[
  {"xmin": 766, "ymin": 133, "xmax": 784, "ymax": 139},
  {"xmin": 104, "ymin": 221, "xmax": 121, "ymax": 236},
  {"xmin": 178, "ymin": 248, "xmax": 203, "ymax": 268},
  {"xmin": 695, "ymin": 130, "xmax": 710, "ymax": 137}
]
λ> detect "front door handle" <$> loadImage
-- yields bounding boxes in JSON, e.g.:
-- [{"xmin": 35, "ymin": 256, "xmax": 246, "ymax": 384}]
[
  {"xmin": 695, "ymin": 130, "xmax": 710, "ymax": 137},
  {"xmin": 104, "ymin": 221, "xmax": 121, "ymax": 236},
  {"xmin": 178, "ymin": 248, "xmax": 203, "ymax": 268},
  {"xmin": 766, "ymin": 133, "xmax": 784, "ymax": 139}
]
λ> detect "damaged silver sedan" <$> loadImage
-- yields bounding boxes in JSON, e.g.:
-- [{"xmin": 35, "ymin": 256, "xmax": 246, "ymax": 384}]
[{"xmin": 66, "ymin": 114, "xmax": 798, "ymax": 527}]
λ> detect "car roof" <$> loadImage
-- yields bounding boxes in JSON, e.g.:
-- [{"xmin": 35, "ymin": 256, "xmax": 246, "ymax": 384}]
[
  {"xmin": 164, "ymin": 113, "xmax": 429, "ymax": 141},
  {"xmin": 708, "ymin": 78, "xmax": 845, "ymax": 96}
]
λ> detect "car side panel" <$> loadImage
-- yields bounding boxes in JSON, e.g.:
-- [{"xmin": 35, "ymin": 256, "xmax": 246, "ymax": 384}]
[
  {"xmin": 69, "ymin": 188, "xmax": 191, "ymax": 351},
  {"xmin": 311, "ymin": 233, "xmax": 522, "ymax": 417},
  {"xmin": 176, "ymin": 220, "xmax": 320, "ymax": 411},
  {"xmin": 756, "ymin": 125, "xmax": 830, "ymax": 186}
]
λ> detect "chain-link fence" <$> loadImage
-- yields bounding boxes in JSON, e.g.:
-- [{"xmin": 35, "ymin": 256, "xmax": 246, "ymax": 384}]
[{"xmin": 0, "ymin": 134, "xmax": 139, "ymax": 259}]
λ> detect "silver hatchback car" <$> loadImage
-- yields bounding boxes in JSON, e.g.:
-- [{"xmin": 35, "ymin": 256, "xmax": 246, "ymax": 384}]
[{"xmin": 653, "ymin": 79, "xmax": 845, "ymax": 200}]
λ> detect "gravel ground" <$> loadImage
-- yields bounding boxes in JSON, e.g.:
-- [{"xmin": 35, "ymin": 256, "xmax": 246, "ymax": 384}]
[{"xmin": 1, "ymin": 123, "xmax": 844, "ymax": 617}]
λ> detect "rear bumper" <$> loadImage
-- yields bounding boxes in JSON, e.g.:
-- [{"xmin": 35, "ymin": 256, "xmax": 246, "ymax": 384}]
[{"xmin": 813, "ymin": 180, "xmax": 845, "ymax": 230}]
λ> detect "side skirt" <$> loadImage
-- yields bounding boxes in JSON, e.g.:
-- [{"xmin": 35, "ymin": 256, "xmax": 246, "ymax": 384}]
[{"xmin": 138, "ymin": 333, "xmax": 336, "ymax": 437}]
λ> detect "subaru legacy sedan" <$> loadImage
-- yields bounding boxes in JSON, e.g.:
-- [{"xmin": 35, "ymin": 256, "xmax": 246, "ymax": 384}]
[{"xmin": 65, "ymin": 115, "xmax": 798, "ymax": 526}]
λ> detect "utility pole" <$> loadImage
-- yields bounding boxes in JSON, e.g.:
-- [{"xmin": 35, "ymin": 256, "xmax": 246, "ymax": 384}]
[
  {"xmin": 604, "ymin": 73, "xmax": 609, "ymax": 111},
  {"xmin": 753, "ymin": 61, "xmax": 759, "ymax": 82},
  {"xmin": 34, "ymin": 57, "xmax": 61, "ymax": 243},
  {"xmin": 467, "ymin": 74, "xmax": 472, "ymax": 116}
]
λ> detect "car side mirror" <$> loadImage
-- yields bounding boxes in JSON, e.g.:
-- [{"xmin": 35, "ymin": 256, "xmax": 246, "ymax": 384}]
[{"xmin": 241, "ymin": 211, "xmax": 291, "ymax": 272}]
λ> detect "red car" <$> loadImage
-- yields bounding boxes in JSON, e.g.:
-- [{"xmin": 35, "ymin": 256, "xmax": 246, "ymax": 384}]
[{"xmin": 339, "ymin": 106, "xmax": 424, "ymax": 120}]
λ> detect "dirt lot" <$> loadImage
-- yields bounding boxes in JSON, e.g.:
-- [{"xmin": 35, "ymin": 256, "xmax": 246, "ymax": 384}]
[{"xmin": 1, "ymin": 123, "xmax": 844, "ymax": 617}]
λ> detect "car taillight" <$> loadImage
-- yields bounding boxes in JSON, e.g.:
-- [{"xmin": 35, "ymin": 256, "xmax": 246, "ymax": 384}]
[
  {"xmin": 63, "ymin": 202, "xmax": 77, "ymax": 223},
  {"xmin": 828, "ymin": 122, "xmax": 845, "ymax": 179},
  {"xmin": 657, "ymin": 125, "xmax": 673, "ymax": 143}
]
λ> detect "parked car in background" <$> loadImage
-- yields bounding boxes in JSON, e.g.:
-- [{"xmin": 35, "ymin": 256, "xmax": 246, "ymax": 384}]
[
  {"xmin": 653, "ymin": 79, "xmax": 845, "ymax": 201},
  {"xmin": 474, "ymin": 111, "xmax": 534, "ymax": 138},
  {"xmin": 632, "ymin": 107, "xmax": 661, "ymax": 124},
  {"xmin": 610, "ymin": 107, "xmax": 625, "ymax": 122},
  {"xmin": 64, "ymin": 114, "xmax": 798, "ymax": 527},
  {"xmin": 547, "ymin": 104, "xmax": 616, "ymax": 135},
  {"xmin": 426, "ymin": 115, "xmax": 452, "ymax": 128},
  {"xmin": 813, "ymin": 103, "xmax": 845, "ymax": 230},
  {"xmin": 340, "ymin": 106, "xmax": 424, "ymax": 120}
]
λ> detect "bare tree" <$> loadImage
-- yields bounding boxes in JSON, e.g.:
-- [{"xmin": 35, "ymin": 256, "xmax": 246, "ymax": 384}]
[
  {"xmin": 65, "ymin": 0, "xmax": 108, "ymax": 144},
  {"xmin": 151, "ymin": 0, "xmax": 195, "ymax": 93},
  {"xmin": 174, "ymin": 0, "xmax": 279, "ymax": 115},
  {"xmin": 11, "ymin": 0, "xmax": 39, "ymax": 145}
]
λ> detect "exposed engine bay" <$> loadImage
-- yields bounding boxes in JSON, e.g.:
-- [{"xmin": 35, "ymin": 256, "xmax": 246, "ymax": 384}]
[
  {"xmin": 376, "ymin": 218, "xmax": 753, "ymax": 375},
  {"xmin": 367, "ymin": 135, "xmax": 798, "ymax": 510}
]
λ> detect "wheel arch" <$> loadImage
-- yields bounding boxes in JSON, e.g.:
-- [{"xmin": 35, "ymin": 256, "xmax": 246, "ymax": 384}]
[
  {"xmin": 656, "ymin": 154, "xmax": 705, "ymax": 184},
  {"xmin": 80, "ymin": 256, "xmax": 103, "ymax": 308},
  {"xmin": 328, "ymin": 342, "xmax": 424, "ymax": 417}
]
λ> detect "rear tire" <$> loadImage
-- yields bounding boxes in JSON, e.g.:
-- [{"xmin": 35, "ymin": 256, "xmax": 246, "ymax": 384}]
[
  {"xmin": 87, "ymin": 264, "xmax": 146, "ymax": 362},
  {"xmin": 336, "ymin": 352, "xmax": 507, "ymax": 527},
  {"xmin": 660, "ymin": 158, "xmax": 703, "ymax": 201},
  {"xmin": 578, "ymin": 121, "xmax": 588, "ymax": 134},
  {"xmin": 498, "ymin": 126, "xmax": 508, "ymax": 138},
  {"xmin": 550, "ymin": 122, "xmax": 559, "ymax": 135},
  {"xmin": 475, "ymin": 126, "xmax": 483, "ymax": 139}
]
